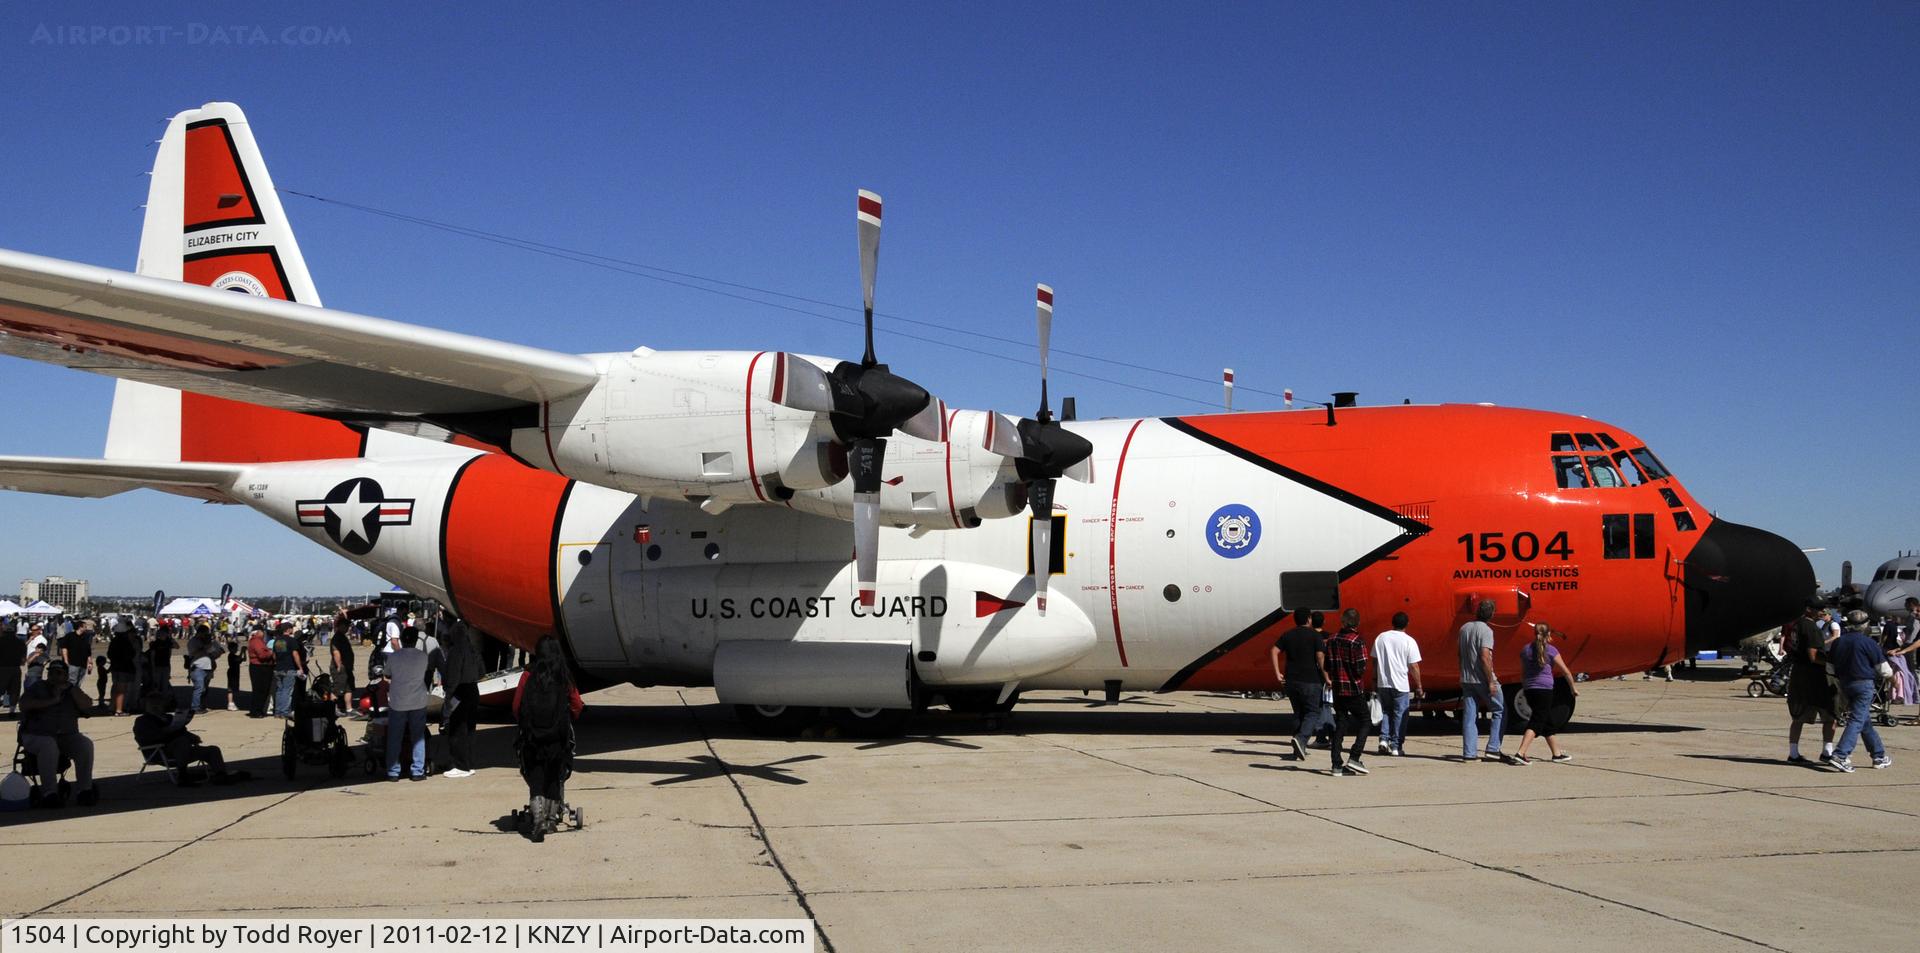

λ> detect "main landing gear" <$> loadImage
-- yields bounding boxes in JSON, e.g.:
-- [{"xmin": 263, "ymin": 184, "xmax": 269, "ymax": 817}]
[{"xmin": 734, "ymin": 704, "xmax": 912, "ymax": 738}]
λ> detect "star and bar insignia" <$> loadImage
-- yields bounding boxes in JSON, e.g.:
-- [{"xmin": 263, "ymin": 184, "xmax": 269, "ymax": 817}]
[{"xmin": 296, "ymin": 477, "xmax": 414, "ymax": 555}]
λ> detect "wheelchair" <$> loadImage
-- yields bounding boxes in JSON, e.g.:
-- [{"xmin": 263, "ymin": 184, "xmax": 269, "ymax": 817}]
[{"xmin": 281, "ymin": 676, "xmax": 354, "ymax": 779}]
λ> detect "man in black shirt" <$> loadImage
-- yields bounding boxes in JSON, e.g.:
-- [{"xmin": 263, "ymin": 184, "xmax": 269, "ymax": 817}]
[
  {"xmin": 329, "ymin": 615, "xmax": 356, "ymax": 715},
  {"xmin": 0, "ymin": 628, "xmax": 25, "ymax": 717},
  {"xmin": 1269, "ymin": 607, "xmax": 1329, "ymax": 762},
  {"xmin": 18, "ymin": 660, "xmax": 98, "ymax": 806},
  {"xmin": 59, "ymin": 621, "xmax": 95, "ymax": 708},
  {"xmin": 107, "ymin": 620, "xmax": 138, "ymax": 715},
  {"xmin": 133, "ymin": 691, "xmax": 248, "ymax": 785}
]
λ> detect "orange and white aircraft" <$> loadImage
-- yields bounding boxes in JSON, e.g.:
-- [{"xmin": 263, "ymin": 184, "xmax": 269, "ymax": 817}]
[{"xmin": 0, "ymin": 103, "xmax": 1813, "ymax": 734}]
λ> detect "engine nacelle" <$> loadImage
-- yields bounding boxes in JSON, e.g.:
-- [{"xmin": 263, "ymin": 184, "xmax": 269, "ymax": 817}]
[
  {"xmin": 783, "ymin": 409, "xmax": 1031, "ymax": 529},
  {"xmin": 508, "ymin": 351, "xmax": 1040, "ymax": 529},
  {"xmin": 511, "ymin": 349, "xmax": 841, "ymax": 504}
]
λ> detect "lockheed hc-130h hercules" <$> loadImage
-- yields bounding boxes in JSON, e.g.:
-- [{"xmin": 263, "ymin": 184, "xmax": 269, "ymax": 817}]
[{"xmin": 0, "ymin": 103, "xmax": 1813, "ymax": 735}]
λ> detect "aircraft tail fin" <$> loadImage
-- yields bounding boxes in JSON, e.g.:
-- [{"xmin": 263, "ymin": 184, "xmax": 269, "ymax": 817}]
[{"xmin": 109, "ymin": 101, "xmax": 365, "ymax": 464}]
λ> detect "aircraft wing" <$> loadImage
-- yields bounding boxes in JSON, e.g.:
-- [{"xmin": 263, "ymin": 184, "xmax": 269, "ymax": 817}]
[
  {"xmin": 0, "ymin": 455, "xmax": 244, "ymax": 502},
  {"xmin": 0, "ymin": 248, "xmax": 600, "ymax": 417}
]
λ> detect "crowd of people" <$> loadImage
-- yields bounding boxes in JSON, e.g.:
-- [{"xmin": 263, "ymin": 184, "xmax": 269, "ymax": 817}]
[
  {"xmin": 1268, "ymin": 600, "xmax": 1580, "ymax": 775},
  {"xmin": 1261, "ymin": 594, "xmax": 1920, "ymax": 778},
  {"xmin": 1777, "ymin": 596, "xmax": 1920, "ymax": 772},
  {"xmin": 6, "ymin": 591, "xmax": 1914, "ymax": 812},
  {"xmin": 0, "ymin": 604, "xmax": 582, "ymax": 812}
]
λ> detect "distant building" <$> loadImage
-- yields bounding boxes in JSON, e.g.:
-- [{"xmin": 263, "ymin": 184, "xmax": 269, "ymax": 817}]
[{"xmin": 20, "ymin": 576, "xmax": 88, "ymax": 607}]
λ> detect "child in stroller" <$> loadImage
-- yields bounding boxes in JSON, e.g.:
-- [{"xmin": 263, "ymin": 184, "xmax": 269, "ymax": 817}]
[
  {"xmin": 356, "ymin": 664, "xmax": 391, "ymax": 776},
  {"xmin": 282, "ymin": 674, "xmax": 353, "ymax": 778}
]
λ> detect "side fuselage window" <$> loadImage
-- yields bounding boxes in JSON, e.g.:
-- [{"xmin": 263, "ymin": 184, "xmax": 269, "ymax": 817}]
[
  {"xmin": 1613, "ymin": 451, "xmax": 1649, "ymax": 485},
  {"xmin": 1553, "ymin": 455, "xmax": 1590, "ymax": 489},
  {"xmin": 1630, "ymin": 448, "xmax": 1671, "ymax": 481},
  {"xmin": 1586, "ymin": 456, "xmax": 1625, "ymax": 488}
]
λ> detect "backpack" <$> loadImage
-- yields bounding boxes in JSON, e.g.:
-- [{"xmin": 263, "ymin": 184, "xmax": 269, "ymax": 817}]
[{"xmin": 517, "ymin": 676, "xmax": 571, "ymax": 757}]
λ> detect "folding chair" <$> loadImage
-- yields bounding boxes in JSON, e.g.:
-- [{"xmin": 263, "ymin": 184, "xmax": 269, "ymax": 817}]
[{"xmin": 136, "ymin": 742, "xmax": 180, "ymax": 785}]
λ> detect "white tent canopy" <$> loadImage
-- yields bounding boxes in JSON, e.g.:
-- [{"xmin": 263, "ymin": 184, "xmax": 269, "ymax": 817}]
[
  {"xmin": 0, "ymin": 599, "xmax": 22, "ymax": 616},
  {"xmin": 18, "ymin": 601, "xmax": 62, "ymax": 615},
  {"xmin": 158, "ymin": 597, "xmax": 221, "ymax": 616}
]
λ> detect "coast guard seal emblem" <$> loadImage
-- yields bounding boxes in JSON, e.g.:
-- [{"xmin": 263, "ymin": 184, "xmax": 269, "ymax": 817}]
[{"xmin": 1207, "ymin": 504, "xmax": 1260, "ymax": 559}]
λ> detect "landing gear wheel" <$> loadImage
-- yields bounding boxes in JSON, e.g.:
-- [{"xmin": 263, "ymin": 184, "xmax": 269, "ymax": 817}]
[
  {"xmin": 828, "ymin": 706, "xmax": 909, "ymax": 738},
  {"xmin": 1746, "ymin": 682, "xmax": 1765, "ymax": 698},
  {"xmin": 734, "ymin": 704, "xmax": 815, "ymax": 737}
]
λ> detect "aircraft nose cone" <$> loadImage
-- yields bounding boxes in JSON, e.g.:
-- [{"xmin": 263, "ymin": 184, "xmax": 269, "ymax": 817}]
[
  {"xmin": 1868, "ymin": 581, "xmax": 1918, "ymax": 618},
  {"xmin": 1683, "ymin": 518, "xmax": 1814, "ymax": 654}
]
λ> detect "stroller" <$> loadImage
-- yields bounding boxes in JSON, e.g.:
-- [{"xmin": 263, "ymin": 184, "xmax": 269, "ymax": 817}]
[
  {"xmin": 281, "ymin": 675, "xmax": 353, "ymax": 779},
  {"xmin": 356, "ymin": 666, "xmax": 391, "ymax": 776},
  {"xmin": 1745, "ymin": 659, "xmax": 1791, "ymax": 698}
]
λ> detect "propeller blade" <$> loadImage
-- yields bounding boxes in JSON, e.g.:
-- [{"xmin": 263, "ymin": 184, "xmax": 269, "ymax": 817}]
[
  {"xmin": 981, "ymin": 411, "xmax": 1027, "ymax": 458},
  {"xmin": 857, "ymin": 190, "xmax": 883, "ymax": 366},
  {"xmin": 854, "ymin": 495, "xmax": 880, "ymax": 608},
  {"xmin": 1035, "ymin": 283, "xmax": 1053, "ymax": 418},
  {"xmin": 1028, "ymin": 477, "xmax": 1056, "ymax": 615},
  {"xmin": 900, "ymin": 396, "xmax": 949, "ymax": 442},
  {"xmin": 850, "ymin": 436, "xmax": 887, "ymax": 606},
  {"xmin": 770, "ymin": 352, "xmax": 837, "ymax": 414}
]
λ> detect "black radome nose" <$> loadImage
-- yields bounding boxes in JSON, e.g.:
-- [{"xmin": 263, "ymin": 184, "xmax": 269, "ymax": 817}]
[{"xmin": 1683, "ymin": 518, "xmax": 1815, "ymax": 654}]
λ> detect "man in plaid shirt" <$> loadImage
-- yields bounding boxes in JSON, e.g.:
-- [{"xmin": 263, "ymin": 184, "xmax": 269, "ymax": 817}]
[{"xmin": 1325, "ymin": 608, "xmax": 1373, "ymax": 776}]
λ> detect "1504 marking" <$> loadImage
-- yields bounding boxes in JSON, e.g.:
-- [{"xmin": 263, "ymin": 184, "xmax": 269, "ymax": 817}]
[{"xmin": 1457, "ymin": 530, "xmax": 1571, "ymax": 563}]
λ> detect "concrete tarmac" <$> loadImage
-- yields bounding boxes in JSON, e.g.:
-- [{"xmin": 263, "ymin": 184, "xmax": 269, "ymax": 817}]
[{"xmin": 2, "ymin": 663, "xmax": 1911, "ymax": 952}]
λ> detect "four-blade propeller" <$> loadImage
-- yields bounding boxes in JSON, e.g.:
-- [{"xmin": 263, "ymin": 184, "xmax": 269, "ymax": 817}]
[
  {"xmin": 808, "ymin": 191, "xmax": 949, "ymax": 607},
  {"xmin": 982, "ymin": 284, "xmax": 1096, "ymax": 614},
  {"xmin": 763, "ymin": 195, "xmax": 1097, "ymax": 616}
]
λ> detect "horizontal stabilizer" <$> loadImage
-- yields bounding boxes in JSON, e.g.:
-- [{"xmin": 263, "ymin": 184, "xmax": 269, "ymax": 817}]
[{"xmin": 0, "ymin": 455, "xmax": 244, "ymax": 502}]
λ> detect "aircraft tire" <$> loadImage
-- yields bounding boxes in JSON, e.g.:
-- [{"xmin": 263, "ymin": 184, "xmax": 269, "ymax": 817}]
[
  {"xmin": 828, "ymin": 706, "xmax": 910, "ymax": 738},
  {"xmin": 942, "ymin": 688, "xmax": 1012, "ymax": 714},
  {"xmin": 734, "ymin": 704, "xmax": 815, "ymax": 737}
]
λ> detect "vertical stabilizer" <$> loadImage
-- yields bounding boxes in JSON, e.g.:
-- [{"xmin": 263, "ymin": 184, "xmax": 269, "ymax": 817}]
[{"xmin": 110, "ymin": 102, "xmax": 362, "ymax": 463}]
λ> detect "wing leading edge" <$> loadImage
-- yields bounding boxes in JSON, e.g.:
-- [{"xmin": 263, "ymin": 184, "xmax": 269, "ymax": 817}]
[{"xmin": 0, "ymin": 247, "xmax": 600, "ymax": 419}]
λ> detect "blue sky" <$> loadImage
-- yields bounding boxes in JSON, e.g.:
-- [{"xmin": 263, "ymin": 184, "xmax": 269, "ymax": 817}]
[{"xmin": 0, "ymin": 3, "xmax": 1914, "ymax": 597}]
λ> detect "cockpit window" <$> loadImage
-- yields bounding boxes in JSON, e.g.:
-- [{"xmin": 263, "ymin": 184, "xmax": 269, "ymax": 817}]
[
  {"xmin": 1629, "ymin": 448, "xmax": 1671, "ymax": 481},
  {"xmin": 1550, "ymin": 433, "xmax": 1575, "ymax": 452},
  {"xmin": 1576, "ymin": 433, "xmax": 1604, "ymax": 452},
  {"xmin": 1613, "ymin": 451, "xmax": 1649, "ymax": 486},
  {"xmin": 1552, "ymin": 455, "xmax": 1590, "ymax": 489},
  {"xmin": 1585, "ymin": 456, "xmax": 1625, "ymax": 488},
  {"xmin": 1901, "ymin": 570, "xmax": 1920, "ymax": 581},
  {"xmin": 1598, "ymin": 432, "xmax": 1621, "ymax": 450}
]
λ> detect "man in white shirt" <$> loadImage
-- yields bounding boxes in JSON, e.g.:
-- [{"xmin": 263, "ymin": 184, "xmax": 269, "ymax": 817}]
[{"xmin": 1373, "ymin": 612, "xmax": 1425, "ymax": 756}]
